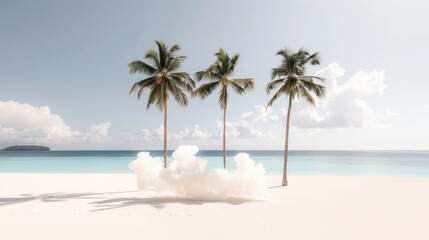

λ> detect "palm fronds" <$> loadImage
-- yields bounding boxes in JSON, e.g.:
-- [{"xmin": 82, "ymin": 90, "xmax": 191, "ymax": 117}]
[
  {"xmin": 266, "ymin": 48, "xmax": 326, "ymax": 106},
  {"xmin": 129, "ymin": 40, "xmax": 195, "ymax": 109}
]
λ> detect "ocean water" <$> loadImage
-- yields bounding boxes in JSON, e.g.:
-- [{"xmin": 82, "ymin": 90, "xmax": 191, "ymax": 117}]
[{"xmin": 0, "ymin": 150, "xmax": 428, "ymax": 177}]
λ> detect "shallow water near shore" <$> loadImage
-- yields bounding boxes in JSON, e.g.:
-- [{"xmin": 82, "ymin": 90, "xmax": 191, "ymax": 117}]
[{"xmin": 0, "ymin": 150, "xmax": 428, "ymax": 177}]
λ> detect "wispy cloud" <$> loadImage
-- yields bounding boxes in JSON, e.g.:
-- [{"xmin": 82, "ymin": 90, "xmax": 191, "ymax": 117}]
[
  {"xmin": 173, "ymin": 125, "xmax": 212, "ymax": 140},
  {"xmin": 129, "ymin": 124, "xmax": 211, "ymax": 143}
]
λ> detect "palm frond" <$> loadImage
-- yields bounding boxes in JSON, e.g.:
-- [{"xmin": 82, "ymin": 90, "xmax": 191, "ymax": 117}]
[
  {"xmin": 296, "ymin": 84, "xmax": 315, "ymax": 105},
  {"xmin": 305, "ymin": 52, "xmax": 320, "ymax": 65},
  {"xmin": 266, "ymin": 78, "xmax": 285, "ymax": 94},
  {"xmin": 145, "ymin": 49, "xmax": 161, "ymax": 70},
  {"xmin": 194, "ymin": 65, "xmax": 222, "ymax": 82},
  {"xmin": 166, "ymin": 80, "xmax": 188, "ymax": 107},
  {"xmin": 129, "ymin": 40, "xmax": 193, "ymax": 112},
  {"xmin": 194, "ymin": 48, "xmax": 251, "ymax": 110},
  {"xmin": 194, "ymin": 70, "xmax": 210, "ymax": 82},
  {"xmin": 166, "ymin": 56, "xmax": 186, "ymax": 72},
  {"xmin": 168, "ymin": 77, "xmax": 192, "ymax": 95},
  {"xmin": 267, "ymin": 85, "xmax": 287, "ymax": 107},
  {"xmin": 155, "ymin": 40, "xmax": 167, "ymax": 68},
  {"xmin": 215, "ymin": 48, "xmax": 230, "ymax": 75},
  {"xmin": 276, "ymin": 48, "xmax": 291, "ymax": 58},
  {"xmin": 169, "ymin": 72, "xmax": 195, "ymax": 90},
  {"xmin": 302, "ymin": 75, "xmax": 326, "ymax": 82},
  {"xmin": 297, "ymin": 48, "xmax": 309, "ymax": 56},
  {"xmin": 299, "ymin": 77, "xmax": 326, "ymax": 98},
  {"xmin": 228, "ymin": 80, "xmax": 245, "ymax": 94},
  {"xmin": 215, "ymin": 48, "xmax": 227, "ymax": 59},
  {"xmin": 267, "ymin": 47, "xmax": 326, "ymax": 107},
  {"xmin": 192, "ymin": 81, "xmax": 220, "ymax": 99},
  {"xmin": 146, "ymin": 84, "xmax": 162, "ymax": 110},
  {"xmin": 129, "ymin": 61, "xmax": 157, "ymax": 75},
  {"xmin": 155, "ymin": 81, "xmax": 168, "ymax": 111},
  {"xmin": 129, "ymin": 76, "xmax": 156, "ymax": 97},
  {"xmin": 170, "ymin": 44, "xmax": 180, "ymax": 53},
  {"xmin": 271, "ymin": 68, "xmax": 288, "ymax": 80},
  {"xmin": 229, "ymin": 78, "xmax": 254, "ymax": 91},
  {"xmin": 229, "ymin": 54, "xmax": 240, "ymax": 73}
]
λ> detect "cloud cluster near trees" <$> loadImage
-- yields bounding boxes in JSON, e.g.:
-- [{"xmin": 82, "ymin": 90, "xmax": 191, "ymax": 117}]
[
  {"xmin": 291, "ymin": 63, "xmax": 389, "ymax": 128},
  {"xmin": 222, "ymin": 63, "xmax": 390, "ymax": 131},
  {"xmin": 133, "ymin": 105, "xmax": 276, "ymax": 142},
  {"xmin": 132, "ymin": 62, "xmax": 392, "ymax": 145}
]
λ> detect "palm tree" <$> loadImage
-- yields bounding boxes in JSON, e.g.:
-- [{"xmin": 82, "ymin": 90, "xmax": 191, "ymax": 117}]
[
  {"xmin": 266, "ymin": 48, "xmax": 326, "ymax": 186},
  {"xmin": 129, "ymin": 40, "xmax": 195, "ymax": 168},
  {"xmin": 192, "ymin": 49, "xmax": 254, "ymax": 169}
]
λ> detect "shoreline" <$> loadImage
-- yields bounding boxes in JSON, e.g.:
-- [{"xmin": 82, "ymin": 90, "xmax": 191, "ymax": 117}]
[
  {"xmin": 1, "ymin": 174, "xmax": 429, "ymax": 240},
  {"xmin": 1, "ymin": 172, "xmax": 428, "ymax": 178}
]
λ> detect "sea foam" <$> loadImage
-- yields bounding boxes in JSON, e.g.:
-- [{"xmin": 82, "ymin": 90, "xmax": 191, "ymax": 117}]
[{"xmin": 129, "ymin": 145, "xmax": 269, "ymax": 200}]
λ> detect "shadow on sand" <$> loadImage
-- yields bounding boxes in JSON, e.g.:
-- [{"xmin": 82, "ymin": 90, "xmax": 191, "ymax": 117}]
[
  {"xmin": 0, "ymin": 190, "xmax": 138, "ymax": 207},
  {"xmin": 91, "ymin": 196, "xmax": 253, "ymax": 211},
  {"xmin": 0, "ymin": 190, "xmax": 254, "ymax": 211}
]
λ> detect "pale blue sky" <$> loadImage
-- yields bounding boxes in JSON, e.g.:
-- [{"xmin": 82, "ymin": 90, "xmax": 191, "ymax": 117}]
[{"xmin": 0, "ymin": 0, "xmax": 428, "ymax": 150}]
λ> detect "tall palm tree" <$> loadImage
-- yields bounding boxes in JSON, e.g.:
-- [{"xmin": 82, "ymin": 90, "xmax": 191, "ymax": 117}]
[
  {"xmin": 192, "ymin": 49, "xmax": 254, "ymax": 169},
  {"xmin": 129, "ymin": 40, "xmax": 195, "ymax": 168},
  {"xmin": 266, "ymin": 48, "xmax": 326, "ymax": 186}
]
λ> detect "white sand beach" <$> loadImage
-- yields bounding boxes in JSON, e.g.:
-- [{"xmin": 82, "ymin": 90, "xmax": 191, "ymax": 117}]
[{"xmin": 1, "ymin": 174, "xmax": 428, "ymax": 240}]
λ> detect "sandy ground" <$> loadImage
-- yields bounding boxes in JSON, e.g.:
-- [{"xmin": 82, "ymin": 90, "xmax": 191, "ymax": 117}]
[{"xmin": 1, "ymin": 173, "xmax": 428, "ymax": 240}]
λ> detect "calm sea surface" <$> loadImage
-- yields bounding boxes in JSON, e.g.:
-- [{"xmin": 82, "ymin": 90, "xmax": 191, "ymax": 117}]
[{"xmin": 0, "ymin": 150, "xmax": 428, "ymax": 176}]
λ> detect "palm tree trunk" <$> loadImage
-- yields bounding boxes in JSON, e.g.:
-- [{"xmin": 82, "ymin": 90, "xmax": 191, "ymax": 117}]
[
  {"xmin": 163, "ymin": 101, "xmax": 167, "ymax": 168},
  {"xmin": 223, "ymin": 88, "xmax": 227, "ymax": 169},
  {"xmin": 282, "ymin": 95, "xmax": 293, "ymax": 186}
]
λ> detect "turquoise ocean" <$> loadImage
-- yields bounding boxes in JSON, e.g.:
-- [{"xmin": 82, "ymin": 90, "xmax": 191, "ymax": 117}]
[{"xmin": 1, "ymin": 150, "xmax": 428, "ymax": 177}]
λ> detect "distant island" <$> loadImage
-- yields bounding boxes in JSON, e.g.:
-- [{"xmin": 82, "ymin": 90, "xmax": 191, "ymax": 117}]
[{"xmin": 1, "ymin": 145, "xmax": 50, "ymax": 151}]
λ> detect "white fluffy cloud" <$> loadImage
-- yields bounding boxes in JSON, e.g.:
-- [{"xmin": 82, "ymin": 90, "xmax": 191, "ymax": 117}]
[
  {"xmin": 217, "ymin": 105, "xmax": 274, "ymax": 138},
  {"xmin": 288, "ymin": 63, "xmax": 390, "ymax": 129},
  {"xmin": 0, "ymin": 101, "xmax": 111, "ymax": 144},
  {"xmin": 129, "ymin": 145, "xmax": 268, "ymax": 200},
  {"xmin": 173, "ymin": 125, "xmax": 211, "ymax": 140},
  {"xmin": 241, "ymin": 105, "xmax": 280, "ymax": 123}
]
